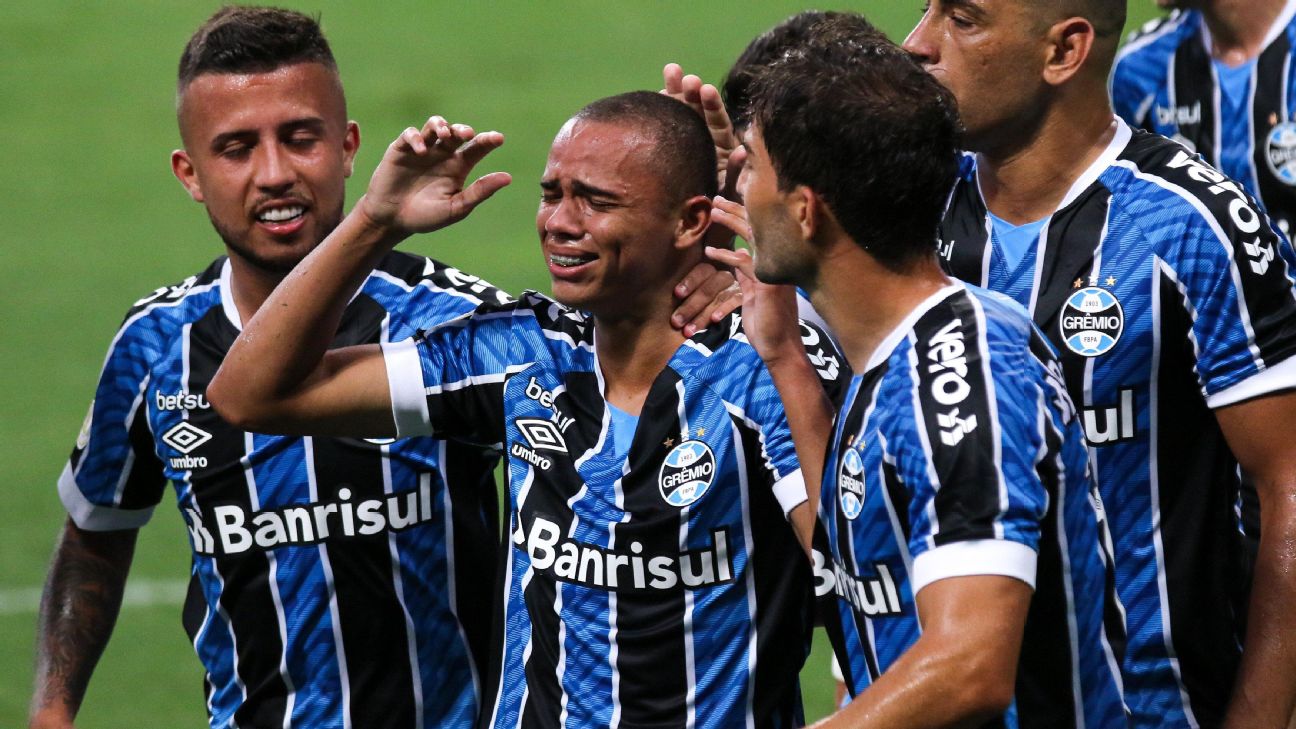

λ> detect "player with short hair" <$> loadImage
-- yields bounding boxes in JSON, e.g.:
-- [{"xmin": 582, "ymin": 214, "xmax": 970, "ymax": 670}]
[
  {"xmin": 706, "ymin": 16, "xmax": 1127, "ymax": 728},
  {"xmin": 907, "ymin": 1, "xmax": 1296, "ymax": 726},
  {"xmin": 206, "ymin": 90, "xmax": 845, "ymax": 728},
  {"xmin": 1113, "ymin": 0, "xmax": 1296, "ymax": 235},
  {"xmin": 30, "ymin": 8, "xmax": 736, "ymax": 729}
]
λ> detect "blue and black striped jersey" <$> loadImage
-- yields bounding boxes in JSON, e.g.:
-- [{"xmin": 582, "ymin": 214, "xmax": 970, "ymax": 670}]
[
  {"xmin": 939, "ymin": 121, "xmax": 1296, "ymax": 727},
  {"xmin": 814, "ymin": 284, "xmax": 1127, "ymax": 728},
  {"xmin": 60, "ymin": 252, "xmax": 508, "ymax": 729},
  {"xmin": 382, "ymin": 292, "xmax": 847, "ymax": 729},
  {"xmin": 1112, "ymin": 5, "xmax": 1296, "ymax": 235}
]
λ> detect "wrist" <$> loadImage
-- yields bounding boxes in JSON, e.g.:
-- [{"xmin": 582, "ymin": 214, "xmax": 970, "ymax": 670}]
[{"xmin": 349, "ymin": 196, "xmax": 408, "ymax": 251}]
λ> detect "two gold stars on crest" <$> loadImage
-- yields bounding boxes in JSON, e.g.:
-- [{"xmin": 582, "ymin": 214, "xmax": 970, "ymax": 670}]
[{"xmin": 663, "ymin": 428, "xmax": 706, "ymax": 447}]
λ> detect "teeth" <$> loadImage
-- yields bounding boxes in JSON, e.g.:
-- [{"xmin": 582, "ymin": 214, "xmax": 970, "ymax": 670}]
[
  {"xmin": 259, "ymin": 206, "xmax": 304, "ymax": 223},
  {"xmin": 550, "ymin": 253, "xmax": 592, "ymax": 267}
]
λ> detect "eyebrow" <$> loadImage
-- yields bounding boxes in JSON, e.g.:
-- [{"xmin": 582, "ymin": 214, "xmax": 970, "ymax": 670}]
[{"xmin": 538, "ymin": 178, "xmax": 622, "ymax": 200}]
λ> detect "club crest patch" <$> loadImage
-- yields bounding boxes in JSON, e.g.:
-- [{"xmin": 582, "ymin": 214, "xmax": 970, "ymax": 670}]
[
  {"xmin": 1059, "ymin": 287, "xmax": 1123, "ymax": 357},
  {"xmin": 1266, "ymin": 121, "xmax": 1296, "ymax": 186},
  {"xmin": 659, "ymin": 440, "xmax": 716, "ymax": 507},
  {"xmin": 838, "ymin": 446, "xmax": 865, "ymax": 520}
]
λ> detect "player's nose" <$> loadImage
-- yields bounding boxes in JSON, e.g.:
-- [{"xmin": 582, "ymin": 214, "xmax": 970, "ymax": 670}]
[
  {"xmin": 902, "ymin": 11, "xmax": 938, "ymax": 64},
  {"xmin": 252, "ymin": 142, "xmax": 297, "ymax": 192},
  {"xmin": 542, "ymin": 196, "xmax": 583, "ymax": 239}
]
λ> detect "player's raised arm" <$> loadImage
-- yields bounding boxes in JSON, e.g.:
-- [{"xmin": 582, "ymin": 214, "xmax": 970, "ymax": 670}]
[{"xmin": 207, "ymin": 117, "xmax": 510, "ymax": 437}]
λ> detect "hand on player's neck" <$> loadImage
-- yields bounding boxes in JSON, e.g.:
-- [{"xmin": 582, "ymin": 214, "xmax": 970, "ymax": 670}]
[
  {"xmin": 1204, "ymin": 0, "xmax": 1289, "ymax": 65},
  {"xmin": 976, "ymin": 101, "xmax": 1118, "ymax": 226}
]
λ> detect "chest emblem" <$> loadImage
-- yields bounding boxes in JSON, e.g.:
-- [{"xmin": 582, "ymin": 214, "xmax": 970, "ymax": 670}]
[
  {"xmin": 838, "ymin": 446, "xmax": 866, "ymax": 521},
  {"xmin": 1059, "ymin": 287, "xmax": 1124, "ymax": 357},
  {"xmin": 1266, "ymin": 121, "xmax": 1296, "ymax": 186},
  {"xmin": 659, "ymin": 441, "xmax": 716, "ymax": 507}
]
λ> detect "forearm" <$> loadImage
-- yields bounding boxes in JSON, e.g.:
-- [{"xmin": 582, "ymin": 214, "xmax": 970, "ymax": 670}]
[
  {"xmin": 209, "ymin": 204, "xmax": 400, "ymax": 427},
  {"xmin": 766, "ymin": 351, "xmax": 834, "ymax": 550},
  {"xmin": 30, "ymin": 519, "xmax": 137, "ymax": 727},
  {"xmin": 1225, "ymin": 489, "xmax": 1296, "ymax": 728},
  {"xmin": 811, "ymin": 633, "xmax": 1010, "ymax": 729}
]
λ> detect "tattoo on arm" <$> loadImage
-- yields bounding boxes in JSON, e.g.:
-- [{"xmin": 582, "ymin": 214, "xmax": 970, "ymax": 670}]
[{"xmin": 31, "ymin": 518, "xmax": 137, "ymax": 720}]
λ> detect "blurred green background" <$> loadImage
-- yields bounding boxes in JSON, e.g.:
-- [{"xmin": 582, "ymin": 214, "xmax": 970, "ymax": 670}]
[{"xmin": 0, "ymin": 2, "xmax": 1164, "ymax": 726}]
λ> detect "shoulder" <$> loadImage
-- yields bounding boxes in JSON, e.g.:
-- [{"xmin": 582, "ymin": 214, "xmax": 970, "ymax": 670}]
[
  {"xmin": 691, "ymin": 310, "xmax": 844, "ymax": 384},
  {"xmin": 1115, "ymin": 10, "xmax": 1199, "ymax": 67},
  {"xmin": 366, "ymin": 251, "xmax": 512, "ymax": 309},
  {"xmin": 1107, "ymin": 132, "xmax": 1274, "ymax": 250},
  {"xmin": 418, "ymin": 289, "xmax": 594, "ymax": 353},
  {"xmin": 113, "ymin": 258, "xmax": 225, "ymax": 347}
]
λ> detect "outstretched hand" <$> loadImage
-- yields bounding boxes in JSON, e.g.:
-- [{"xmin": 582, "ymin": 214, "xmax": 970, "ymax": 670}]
[
  {"xmin": 704, "ymin": 196, "xmax": 803, "ymax": 365},
  {"xmin": 357, "ymin": 115, "xmax": 512, "ymax": 237}
]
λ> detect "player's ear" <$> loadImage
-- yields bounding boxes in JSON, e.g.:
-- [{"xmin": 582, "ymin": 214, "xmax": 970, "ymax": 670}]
[
  {"xmin": 1042, "ymin": 17, "xmax": 1095, "ymax": 86},
  {"xmin": 790, "ymin": 185, "xmax": 819, "ymax": 242},
  {"xmin": 342, "ymin": 121, "xmax": 360, "ymax": 178},
  {"xmin": 673, "ymin": 194, "xmax": 713, "ymax": 250},
  {"xmin": 171, "ymin": 149, "xmax": 204, "ymax": 203}
]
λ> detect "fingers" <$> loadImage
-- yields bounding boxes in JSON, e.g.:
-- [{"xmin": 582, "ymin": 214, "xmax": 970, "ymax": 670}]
[
  {"xmin": 698, "ymin": 84, "xmax": 736, "ymax": 147},
  {"xmin": 455, "ymin": 171, "xmax": 513, "ymax": 216},
  {"xmin": 458, "ymin": 130, "xmax": 506, "ymax": 169},
  {"xmin": 672, "ymin": 264, "xmax": 742, "ymax": 335},
  {"xmin": 710, "ymin": 195, "xmax": 753, "ymax": 242},
  {"xmin": 662, "ymin": 62, "xmax": 684, "ymax": 95},
  {"xmin": 704, "ymin": 246, "xmax": 755, "ymax": 279},
  {"xmin": 722, "ymin": 146, "xmax": 748, "ymax": 201}
]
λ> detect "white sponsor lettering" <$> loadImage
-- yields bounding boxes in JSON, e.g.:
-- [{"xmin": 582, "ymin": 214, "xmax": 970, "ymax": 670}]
[
  {"xmin": 926, "ymin": 319, "xmax": 978, "ymax": 445},
  {"xmin": 195, "ymin": 484, "xmax": 436, "ymax": 556},
  {"xmin": 1244, "ymin": 238, "xmax": 1276, "ymax": 275},
  {"xmin": 812, "ymin": 549, "xmax": 904, "ymax": 616},
  {"xmin": 510, "ymin": 442, "xmax": 553, "ymax": 470},
  {"xmin": 516, "ymin": 515, "xmax": 734, "ymax": 591},
  {"xmin": 1155, "ymin": 102, "xmax": 1201, "ymax": 127},
  {"xmin": 155, "ymin": 390, "xmax": 211, "ymax": 412},
  {"xmin": 1082, "ymin": 388, "xmax": 1137, "ymax": 446},
  {"xmin": 524, "ymin": 377, "xmax": 575, "ymax": 433},
  {"xmin": 1168, "ymin": 150, "xmax": 1265, "ymax": 233}
]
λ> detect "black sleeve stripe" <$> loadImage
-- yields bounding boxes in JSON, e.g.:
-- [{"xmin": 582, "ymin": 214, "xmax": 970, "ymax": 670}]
[{"xmin": 908, "ymin": 293, "xmax": 1005, "ymax": 547}]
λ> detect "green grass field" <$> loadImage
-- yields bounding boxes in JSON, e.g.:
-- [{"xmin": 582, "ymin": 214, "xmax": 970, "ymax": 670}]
[{"xmin": 0, "ymin": 2, "xmax": 1164, "ymax": 725}]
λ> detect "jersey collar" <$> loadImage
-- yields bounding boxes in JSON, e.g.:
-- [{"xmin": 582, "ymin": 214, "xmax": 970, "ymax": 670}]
[{"xmin": 863, "ymin": 283, "xmax": 964, "ymax": 374}]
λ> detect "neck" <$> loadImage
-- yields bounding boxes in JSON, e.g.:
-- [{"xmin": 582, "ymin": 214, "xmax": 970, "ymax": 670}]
[
  {"xmin": 1203, "ymin": 0, "xmax": 1288, "ymax": 64},
  {"xmin": 975, "ymin": 91, "xmax": 1117, "ymax": 224},
  {"xmin": 594, "ymin": 311, "xmax": 685, "ymax": 416},
  {"xmin": 808, "ymin": 241, "xmax": 951, "ymax": 374},
  {"xmin": 226, "ymin": 251, "xmax": 290, "ymax": 326}
]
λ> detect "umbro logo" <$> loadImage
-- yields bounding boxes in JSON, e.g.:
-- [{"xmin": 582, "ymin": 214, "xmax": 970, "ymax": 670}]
[
  {"xmin": 516, "ymin": 418, "xmax": 568, "ymax": 453},
  {"xmin": 162, "ymin": 421, "xmax": 212, "ymax": 454}
]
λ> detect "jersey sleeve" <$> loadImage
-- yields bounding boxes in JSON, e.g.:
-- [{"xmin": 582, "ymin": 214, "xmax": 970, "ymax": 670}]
[
  {"xmin": 1132, "ymin": 148, "xmax": 1296, "ymax": 407},
  {"xmin": 381, "ymin": 303, "xmax": 518, "ymax": 448},
  {"xmin": 886, "ymin": 296, "xmax": 1049, "ymax": 595},
  {"xmin": 59, "ymin": 316, "xmax": 168, "ymax": 531},
  {"xmin": 1111, "ymin": 47, "xmax": 1158, "ymax": 129},
  {"xmin": 380, "ymin": 256, "xmax": 513, "ymax": 338}
]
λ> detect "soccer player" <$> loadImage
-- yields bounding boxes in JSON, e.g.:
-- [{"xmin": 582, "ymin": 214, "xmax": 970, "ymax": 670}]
[
  {"xmin": 1113, "ymin": 0, "xmax": 1296, "ymax": 235},
  {"xmin": 206, "ymin": 92, "xmax": 845, "ymax": 728},
  {"xmin": 706, "ymin": 19, "xmax": 1127, "ymax": 728},
  {"xmin": 29, "ymin": 8, "xmax": 735, "ymax": 729},
  {"xmin": 906, "ymin": 1, "xmax": 1296, "ymax": 726}
]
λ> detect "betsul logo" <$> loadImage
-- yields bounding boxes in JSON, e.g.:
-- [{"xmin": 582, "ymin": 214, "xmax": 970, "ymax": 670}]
[
  {"xmin": 659, "ymin": 441, "xmax": 716, "ymax": 507},
  {"xmin": 838, "ymin": 447, "xmax": 865, "ymax": 520},
  {"xmin": 1060, "ymin": 287, "xmax": 1124, "ymax": 357}
]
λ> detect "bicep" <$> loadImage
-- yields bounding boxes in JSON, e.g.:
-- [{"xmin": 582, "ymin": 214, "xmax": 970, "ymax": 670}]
[
  {"xmin": 914, "ymin": 574, "xmax": 1032, "ymax": 670},
  {"xmin": 1216, "ymin": 389, "xmax": 1296, "ymax": 493}
]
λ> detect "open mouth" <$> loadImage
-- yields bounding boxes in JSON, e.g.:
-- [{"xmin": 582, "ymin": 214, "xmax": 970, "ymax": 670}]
[
  {"xmin": 257, "ymin": 205, "xmax": 306, "ymax": 224},
  {"xmin": 549, "ymin": 252, "xmax": 597, "ymax": 268}
]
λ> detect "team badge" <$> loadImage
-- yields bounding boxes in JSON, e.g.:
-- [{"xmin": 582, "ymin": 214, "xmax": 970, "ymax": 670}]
[
  {"xmin": 1266, "ymin": 121, "xmax": 1296, "ymax": 185},
  {"xmin": 838, "ymin": 447, "xmax": 865, "ymax": 520},
  {"xmin": 658, "ymin": 441, "xmax": 716, "ymax": 507},
  {"xmin": 1059, "ymin": 287, "xmax": 1123, "ymax": 357}
]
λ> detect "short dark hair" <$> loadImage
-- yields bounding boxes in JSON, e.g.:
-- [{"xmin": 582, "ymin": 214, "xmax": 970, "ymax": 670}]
[
  {"xmin": 573, "ymin": 91, "xmax": 718, "ymax": 206},
  {"xmin": 178, "ymin": 6, "xmax": 337, "ymax": 93},
  {"xmin": 750, "ymin": 14, "xmax": 961, "ymax": 270},
  {"xmin": 720, "ymin": 11, "xmax": 859, "ymax": 131}
]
